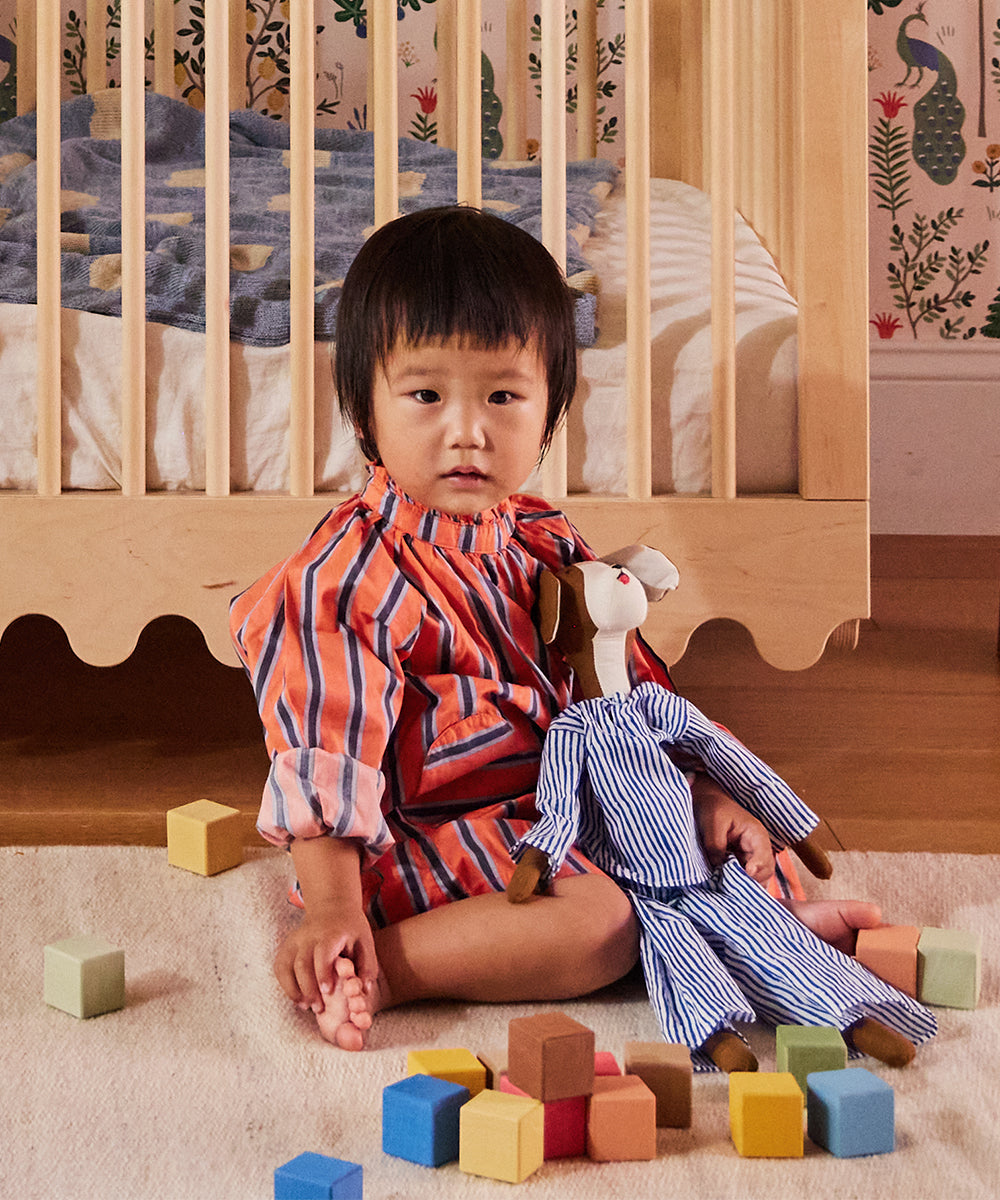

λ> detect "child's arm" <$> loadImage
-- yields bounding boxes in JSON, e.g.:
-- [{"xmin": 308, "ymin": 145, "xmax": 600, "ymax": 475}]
[
  {"xmin": 273, "ymin": 836, "xmax": 377, "ymax": 1013},
  {"xmin": 689, "ymin": 771, "xmax": 775, "ymax": 883}
]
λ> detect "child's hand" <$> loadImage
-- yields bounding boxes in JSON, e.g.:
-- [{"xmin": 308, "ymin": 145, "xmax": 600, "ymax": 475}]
[
  {"xmin": 274, "ymin": 904, "xmax": 378, "ymax": 1015},
  {"xmin": 690, "ymin": 772, "xmax": 775, "ymax": 883}
]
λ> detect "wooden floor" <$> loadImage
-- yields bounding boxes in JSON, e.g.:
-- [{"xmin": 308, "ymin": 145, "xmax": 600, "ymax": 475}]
[{"xmin": 2, "ymin": 535, "xmax": 997, "ymax": 853}]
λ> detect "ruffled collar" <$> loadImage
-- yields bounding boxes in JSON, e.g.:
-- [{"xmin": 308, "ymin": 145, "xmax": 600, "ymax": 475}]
[{"xmin": 360, "ymin": 465, "xmax": 517, "ymax": 553}]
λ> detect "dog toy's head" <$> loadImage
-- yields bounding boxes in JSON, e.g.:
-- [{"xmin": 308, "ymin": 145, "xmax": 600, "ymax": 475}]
[{"xmin": 539, "ymin": 545, "xmax": 679, "ymax": 698}]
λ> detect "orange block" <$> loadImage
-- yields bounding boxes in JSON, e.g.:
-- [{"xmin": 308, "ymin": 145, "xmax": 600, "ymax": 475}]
[
  {"xmin": 586, "ymin": 1075, "xmax": 657, "ymax": 1161},
  {"xmin": 855, "ymin": 925, "xmax": 920, "ymax": 997}
]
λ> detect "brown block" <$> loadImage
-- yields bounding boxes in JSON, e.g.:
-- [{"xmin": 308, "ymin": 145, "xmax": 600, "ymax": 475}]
[
  {"xmin": 586, "ymin": 1075, "xmax": 657, "ymax": 1161},
  {"xmin": 624, "ymin": 1041, "xmax": 693, "ymax": 1128},
  {"xmin": 507, "ymin": 1011, "xmax": 595, "ymax": 1102},
  {"xmin": 855, "ymin": 925, "xmax": 920, "ymax": 997}
]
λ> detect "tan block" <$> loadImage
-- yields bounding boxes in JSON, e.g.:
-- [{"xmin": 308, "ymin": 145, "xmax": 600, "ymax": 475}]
[{"xmin": 624, "ymin": 1041, "xmax": 692, "ymax": 1127}]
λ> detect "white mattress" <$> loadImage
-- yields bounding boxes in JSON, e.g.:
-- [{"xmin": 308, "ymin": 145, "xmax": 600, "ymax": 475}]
[{"xmin": 0, "ymin": 179, "xmax": 797, "ymax": 495}]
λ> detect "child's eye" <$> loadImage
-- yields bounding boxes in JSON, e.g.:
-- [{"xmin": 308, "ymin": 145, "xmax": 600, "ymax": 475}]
[
  {"xmin": 488, "ymin": 390, "xmax": 516, "ymax": 405},
  {"xmin": 411, "ymin": 389, "xmax": 440, "ymax": 404}
]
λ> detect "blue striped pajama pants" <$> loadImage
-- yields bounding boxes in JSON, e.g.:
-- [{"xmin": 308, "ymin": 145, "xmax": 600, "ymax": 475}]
[{"xmin": 632, "ymin": 857, "xmax": 938, "ymax": 1071}]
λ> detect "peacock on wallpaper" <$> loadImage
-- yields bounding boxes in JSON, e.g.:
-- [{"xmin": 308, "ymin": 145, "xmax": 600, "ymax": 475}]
[{"xmin": 869, "ymin": 0, "xmax": 1000, "ymax": 340}]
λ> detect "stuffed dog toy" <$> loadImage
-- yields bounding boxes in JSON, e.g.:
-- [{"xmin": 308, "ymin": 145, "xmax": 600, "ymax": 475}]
[{"xmin": 508, "ymin": 547, "xmax": 936, "ymax": 1072}]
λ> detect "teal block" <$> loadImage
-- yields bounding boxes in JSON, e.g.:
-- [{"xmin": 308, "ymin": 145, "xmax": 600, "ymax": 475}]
[
  {"xmin": 274, "ymin": 1153, "xmax": 362, "ymax": 1199},
  {"xmin": 807, "ymin": 1068, "xmax": 894, "ymax": 1158},
  {"xmin": 383, "ymin": 1073, "xmax": 470, "ymax": 1166},
  {"xmin": 44, "ymin": 935, "xmax": 125, "ymax": 1019},
  {"xmin": 917, "ymin": 927, "xmax": 981, "ymax": 1009},
  {"xmin": 775, "ymin": 1025, "xmax": 848, "ymax": 1095}
]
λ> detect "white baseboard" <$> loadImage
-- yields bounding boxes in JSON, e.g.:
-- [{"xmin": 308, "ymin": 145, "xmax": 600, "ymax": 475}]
[{"xmin": 869, "ymin": 344, "xmax": 1000, "ymax": 535}]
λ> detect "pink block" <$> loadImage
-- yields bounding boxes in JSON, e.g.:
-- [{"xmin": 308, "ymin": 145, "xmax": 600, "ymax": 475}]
[
  {"xmin": 499, "ymin": 1073, "xmax": 586, "ymax": 1159},
  {"xmin": 594, "ymin": 1052, "xmax": 621, "ymax": 1076}
]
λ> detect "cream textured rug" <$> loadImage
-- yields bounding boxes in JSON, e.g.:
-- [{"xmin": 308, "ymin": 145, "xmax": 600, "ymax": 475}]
[{"xmin": 4, "ymin": 847, "xmax": 998, "ymax": 1200}]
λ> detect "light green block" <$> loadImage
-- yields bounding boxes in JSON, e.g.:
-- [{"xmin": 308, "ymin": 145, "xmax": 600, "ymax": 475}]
[
  {"xmin": 917, "ymin": 927, "xmax": 981, "ymax": 1009},
  {"xmin": 44, "ymin": 935, "xmax": 125, "ymax": 1018},
  {"xmin": 775, "ymin": 1025, "xmax": 848, "ymax": 1095}
]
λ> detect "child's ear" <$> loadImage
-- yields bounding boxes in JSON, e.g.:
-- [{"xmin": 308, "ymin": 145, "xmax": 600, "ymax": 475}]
[{"xmin": 538, "ymin": 570, "xmax": 562, "ymax": 644}]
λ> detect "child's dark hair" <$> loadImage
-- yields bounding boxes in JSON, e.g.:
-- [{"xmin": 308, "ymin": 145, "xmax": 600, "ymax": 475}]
[{"xmin": 335, "ymin": 205, "xmax": 578, "ymax": 462}]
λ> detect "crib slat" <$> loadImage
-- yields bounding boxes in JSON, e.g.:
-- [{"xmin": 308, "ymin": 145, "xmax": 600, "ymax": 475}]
[
  {"xmin": 456, "ymin": 0, "xmax": 483, "ymax": 207},
  {"xmin": 709, "ymin": 0, "xmax": 737, "ymax": 502},
  {"xmin": 575, "ymin": 0, "xmax": 597, "ymax": 160},
  {"xmin": 154, "ymin": 0, "xmax": 175, "ymax": 98},
  {"xmin": 625, "ymin": 0, "xmax": 652, "ymax": 502},
  {"xmin": 86, "ymin": 0, "xmax": 107, "ymax": 93},
  {"xmin": 539, "ymin": 0, "xmax": 568, "ymax": 500},
  {"xmin": 203, "ymin": 1, "xmax": 231, "ymax": 497},
  {"xmin": 436, "ymin": 0, "xmax": 457, "ymax": 151},
  {"xmin": 503, "ymin": 0, "xmax": 527, "ymax": 161},
  {"xmin": 35, "ymin": 0, "xmax": 61, "ymax": 497},
  {"xmin": 120, "ymin": 0, "xmax": 146, "ymax": 496},
  {"xmin": 371, "ymin": 0, "xmax": 399, "ymax": 228},
  {"xmin": 289, "ymin": 0, "xmax": 316, "ymax": 498},
  {"xmin": 16, "ymin": 0, "xmax": 35, "ymax": 116}
]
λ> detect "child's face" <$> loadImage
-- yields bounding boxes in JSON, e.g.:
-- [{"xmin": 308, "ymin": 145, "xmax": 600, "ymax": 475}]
[{"xmin": 370, "ymin": 335, "xmax": 550, "ymax": 515}]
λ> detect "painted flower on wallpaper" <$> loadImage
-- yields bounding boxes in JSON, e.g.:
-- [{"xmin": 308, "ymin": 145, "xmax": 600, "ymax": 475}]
[
  {"xmin": 870, "ymin": 312, "xmax": 903, "ymax": 339},
  {"xmin": 874, "ymin": 90, "xmax": 907, "ymax": 119},
  {"xmin": 868, "ymin": 0, "xmax": 904, "ymax": 13},
  {"xmin": 971, "ymin": 146, "xmax": 1000, "ymax": 192},
  {"xmin": 410, "ymin": 85, "xmax": 437, "ymax": 142}
]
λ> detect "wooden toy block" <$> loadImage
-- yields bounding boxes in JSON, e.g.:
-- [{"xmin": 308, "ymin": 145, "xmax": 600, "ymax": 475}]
[
  {"xmin": 624, "ymin": 1041, "xmax": 692, "ymax": 1128},
  {"xmin": 586, "ymin": 1075, "xmax": 657, "ymax": 1161},
  {"xmin": 406, "ymin": 1047, "xmax": 487, "ymax": 1097},
  {"xmin": 507, "ymin": 1010, "xmax": 595, "ymax": 1102},
  {"xmin": 807, "ymin": 1068, "xmax": 894, "ymax": 1158},
  {"xmin": 382, "ymin": 1073, "xmax": 469, "ymax": 1167},
  {"xmin": 775, "ymin": 1025, "xmax": 848, "ymax": 1096},
  {"xmin": 917, "ymin": 927, "xmax": 982, "ymax": 1009},
  {"xmin": 459, "ymin": 1088, "xmax": 544, "ymax": 1183},
  {"xmin": 44, "ymin": 935, "xmax": 125, "ymax": 1019},
  {"xmin": 594, "ymin": 1051, "xmax": 621, "ymax": 1076},
  {"xmin": 166, "ymin": 799, "xmax": 243, "ymax": 876},
  {"xmin": 274, "ymin": 1153, "xmax": 363, "ymax": 1199},
  {"xmin": 729, "ymin": 1072, "xmax": 804, "ymax": 1158},
  {"xmin": 855, "ymin": 925, "xmax": 920, "ymax": 996},
  {"xmin": 500, "ymin": 1073, "xmax": 586, "ymax": 1159}
]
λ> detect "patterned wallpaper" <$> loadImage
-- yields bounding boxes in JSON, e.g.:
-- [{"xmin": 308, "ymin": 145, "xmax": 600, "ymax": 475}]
[{"xmin": 868, "ymin": 0, "xmax": 1000, "ymax": 341}]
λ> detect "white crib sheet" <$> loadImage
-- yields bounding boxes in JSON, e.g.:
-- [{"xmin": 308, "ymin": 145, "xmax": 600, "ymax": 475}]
[{"xmin": 0, "ymin": 179, "xmax": 796, "ymax": 495}]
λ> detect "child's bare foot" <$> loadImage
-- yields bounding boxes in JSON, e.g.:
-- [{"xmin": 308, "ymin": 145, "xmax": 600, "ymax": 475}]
[{"xmin": 314, "ymin": 957, "xmax": 377, "ymax": 1050}]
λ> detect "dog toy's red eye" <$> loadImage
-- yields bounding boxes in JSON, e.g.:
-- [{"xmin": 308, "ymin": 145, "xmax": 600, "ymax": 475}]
[{"xmin": 619, "ymin": 572, "xmax": 631, "ymax": 585}]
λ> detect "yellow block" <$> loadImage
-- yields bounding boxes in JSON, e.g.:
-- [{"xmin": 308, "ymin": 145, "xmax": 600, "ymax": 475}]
[
  {"xmin": 407, "ymin": 1048, "xmax": 487, "ymax": 1098},
  {"xmin": 729, "ymin": 1072, "xmax": 803, "ymax": 1158},
  {"xmin": 166, "ymin": 799, "xmax": 244, "ymax": 876},
  {"xmin": 459, "ymin": 1089, "xmax": 544, "ymax": 1183}
]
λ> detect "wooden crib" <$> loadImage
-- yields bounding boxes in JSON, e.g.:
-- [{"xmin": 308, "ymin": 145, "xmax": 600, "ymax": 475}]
[{"xmin": 0, "ymin": 0, "xmax": 869, "ymax": 672}]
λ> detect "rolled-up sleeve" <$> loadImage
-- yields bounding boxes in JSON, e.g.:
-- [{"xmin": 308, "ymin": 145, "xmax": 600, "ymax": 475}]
[{"xmin": 231, "ymin": 518, "xmax": 423, "ymax": 864}]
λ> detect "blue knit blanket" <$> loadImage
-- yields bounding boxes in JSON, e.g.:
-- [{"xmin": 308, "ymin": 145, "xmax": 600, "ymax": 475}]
[{"xmin": 0, "ymin": 92, "xmax": 614, "ymax": 347}]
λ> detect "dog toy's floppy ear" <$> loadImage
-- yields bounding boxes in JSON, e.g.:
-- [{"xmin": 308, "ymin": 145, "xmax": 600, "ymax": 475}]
[{"xmin": 600, "ymin": 545, "xmax": 680, "ymax": 602}]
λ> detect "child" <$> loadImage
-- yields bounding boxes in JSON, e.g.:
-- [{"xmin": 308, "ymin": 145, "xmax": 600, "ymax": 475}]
[{"xmin": 231, "ymin": 206, "xmax": 881, "ymax": 1050}]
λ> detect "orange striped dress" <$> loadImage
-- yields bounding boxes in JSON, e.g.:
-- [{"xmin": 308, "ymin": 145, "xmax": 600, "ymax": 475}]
[{"xmin": 231, "ymin": 466, "xmax": 801, "ymax": 926}]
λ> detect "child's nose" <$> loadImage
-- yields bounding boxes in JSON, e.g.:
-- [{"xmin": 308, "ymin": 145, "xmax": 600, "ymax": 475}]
[{"xmin": 447, "ymin": 403, "xmax": 487, "ymax": 448}]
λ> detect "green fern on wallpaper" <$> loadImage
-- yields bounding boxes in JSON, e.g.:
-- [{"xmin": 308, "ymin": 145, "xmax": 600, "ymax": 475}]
[
  {"xmin": 992, "ymin": 19, "xmax": 1000, "ymax": 103},
  {"xmin": 529, "ymin": 4, "xmax": 624, "ymax": 147},
  {"xmin": 64, "ymin": 2, "xmax": 122, "ymax": 96},
  {"xmin": 886, "ymin": 208, "xmax": 989, "ymax": 339}
]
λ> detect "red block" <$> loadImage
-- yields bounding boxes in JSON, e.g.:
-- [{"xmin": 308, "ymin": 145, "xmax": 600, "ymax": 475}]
[{"xmin": 500, "ymin": 1073, "xmax": 586, "ymax": 1159}]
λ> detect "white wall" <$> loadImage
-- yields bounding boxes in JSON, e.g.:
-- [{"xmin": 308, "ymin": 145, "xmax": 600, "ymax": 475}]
[{"xmin": 870, "ymin": 346, "xmax": 1000, "ymax": 535}]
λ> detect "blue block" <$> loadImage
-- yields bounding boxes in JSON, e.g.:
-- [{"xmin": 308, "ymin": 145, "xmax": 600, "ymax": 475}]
[
  {"xmin": 807, "ymin": 1068, "xmax": 894, "ymax": 1158},
  {"xmin": 274, "ymin": 1153, "xmax": 363, "ymax": 1199},
  {"xmin": 383, "ymin": 1073, "xmax": 470, "ymax": 1167}
]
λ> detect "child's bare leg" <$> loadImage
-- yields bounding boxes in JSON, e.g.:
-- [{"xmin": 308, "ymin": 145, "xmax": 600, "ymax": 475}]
[{"xmin": 315, "ymin": 872, "xmax": 638, "ymax": 1048}]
